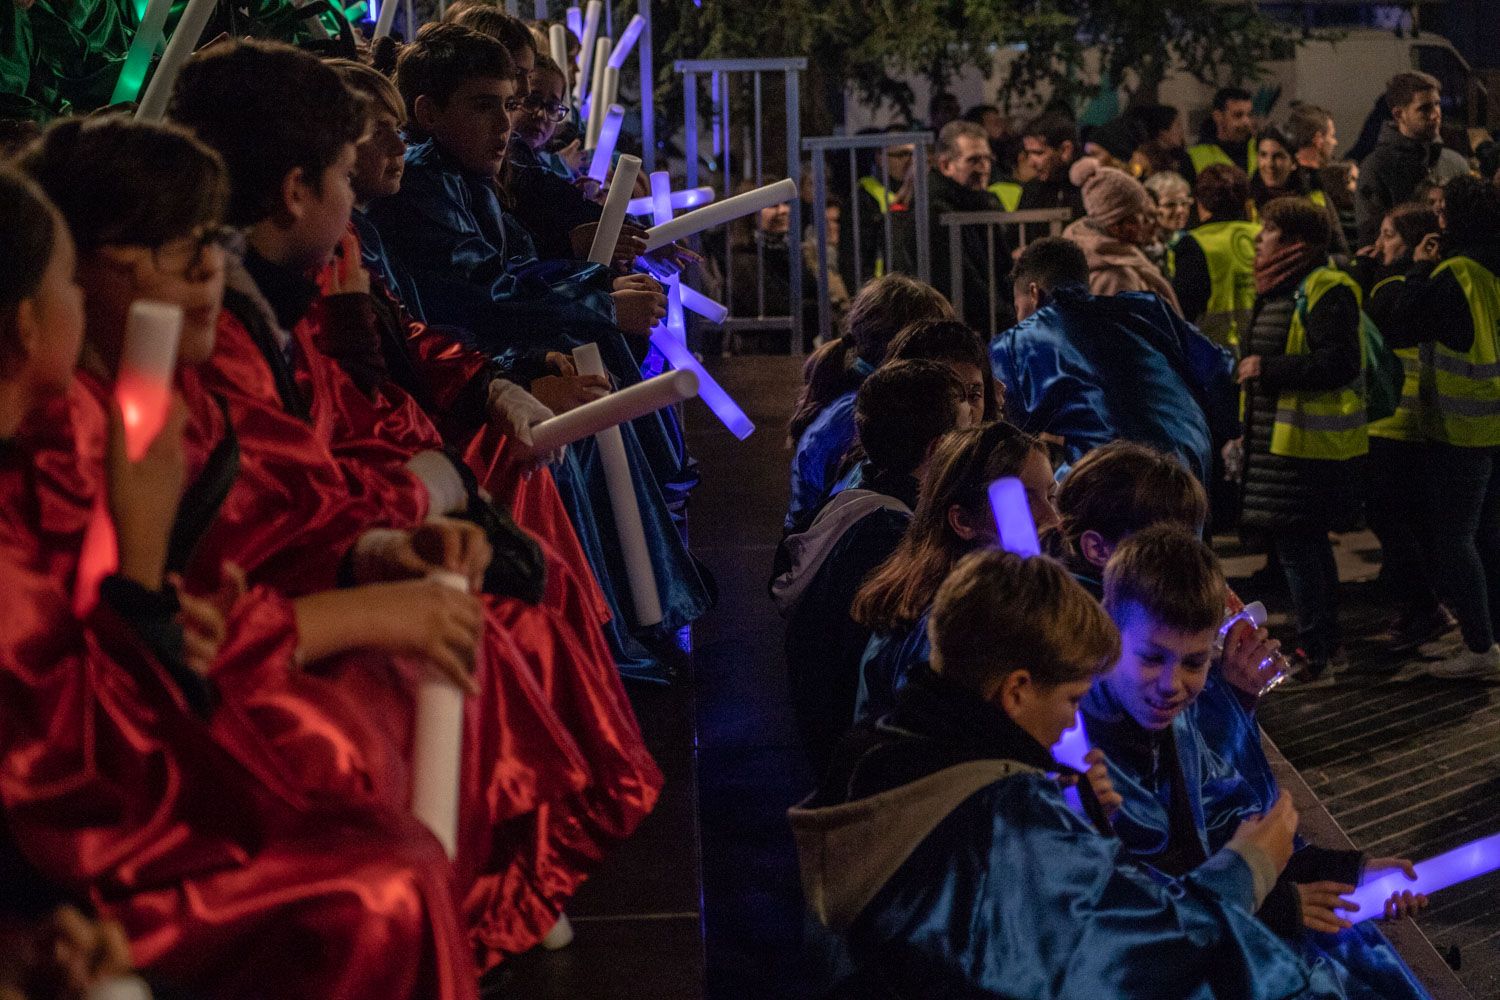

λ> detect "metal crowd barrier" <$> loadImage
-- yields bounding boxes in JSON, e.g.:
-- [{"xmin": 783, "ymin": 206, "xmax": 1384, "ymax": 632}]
[
  {"xmin": 940, "ymin": 207, "xmax": 1071, "ymax": 337},
  {"xmin": 802, "ymin": 130, "xmax": 932, "ymax": 345},
  {"xmin": 677, "ymin": 57, "xmax": 806, "ymax": 354}
]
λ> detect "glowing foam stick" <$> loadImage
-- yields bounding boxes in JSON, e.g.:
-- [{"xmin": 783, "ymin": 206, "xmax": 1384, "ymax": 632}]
[
  {"xmin": 527, "ymin": 369, "xmax": 698, "ymax": 453},
  {"xmin": 587, "ymin": 153, "xmax": 641, "ymax": 266},
  {"xmin": 134, "ymin": 0, "xmax": 217, "ymax": 121},
  {"xmin": 680, "ymin": 284, "xmax": 729, "ymax": 324},
  {"xmin": 573, "ymin": 344, "xmax": 663, "ymax": 626},
  {"xmin": 626, "ymin": 186, "xmax": 715, "ymax": 216},
  {"xmin": 575, "ymin": 0, "xmax": 602, "ymax": 103},
  {"xmin": 584, "ymin": 37, "xmax": 612, "ymax": 147},
  {"xmin": 988, "ymin": 476, "xmax": 1042, "ymax": 558},
  {"xmin": 644, "ymin": 177, "xmax": 797, "ymax": 251},
  {"xmin": 605, "ymin": 13, "xmax": 645, "ymax": 68},
  {"xmin": 410, "ymin": 570, "xmax": 469, "ymax": 858},
  {"xmin": 1345, "ymin": 831, "xmax": 1500, "ymax": 922},
  {"xmin": 586, "ymin": 104, "xmax": 626, "ymax": 183},
  {"xmin": 565, "ymin": 5, "xmax": 582, "ymax": 39},
  {"xmin": 548, "ymin": 24, "xmax": 572, "ymax": 104},
  {"xmin": 648, "ymin": 170, "xmax": 673, "ymax": 225},
  {"xmin": 117, "ymin": 301, "xmax": 183, "ymax": 461},
  {"xmin": 666, "ymin": 279, "xmax": 686, "ymax": 339},
  {"xmin": 648, "ymin": 330, "xmax": 754, "ymax": 440},
  {"xmin": 1052, "ymin": 711, "xmax": 1091, "ymax": 772},
  {"xmin": 111, "ymin": 0, "xmax": 175, "ymax": 105}
]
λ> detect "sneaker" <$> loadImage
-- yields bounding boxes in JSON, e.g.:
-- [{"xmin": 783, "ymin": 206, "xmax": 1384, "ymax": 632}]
[
  {"xmin": 1427, "ymin": 645, "xmax": 1500, "ymax": 680},
  {"xmin": 1288, "ymin": 648, "xmax": 1338, "ymax": 688},
  {"xmin": 1419, "ymin": 629, "xmax": 1467, "ymax": 659},
  {"xmin": 1391, "ymin": 606, "xmax": 1458, "ymax": 652},
  {"xmin": 541, "ymin": 914, "xmax": 574, "ymax": 950}
]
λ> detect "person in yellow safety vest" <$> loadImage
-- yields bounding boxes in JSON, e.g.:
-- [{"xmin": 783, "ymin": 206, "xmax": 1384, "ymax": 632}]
[
  {"xmin": 1384, "ymin": 176, "xmax": 1500, "ymax": 679},
  {"xmin": 855, "ymin": 131, "xmax": 915, "ymax": 280},
  {"xmin": 1187, "ymin": 87, "xmax": 1257, "ymax": 179},
  {"xmin": 1234, "ymin": 197, "xmax": 1365, "ymax": 681},
  {"xmin": 1171, "ymin": 163, "xmax": 1258, "ymax": 348},
  {"xmin": 1359, "ymin": 202, "xmax": 1454, "ymax": 651}
]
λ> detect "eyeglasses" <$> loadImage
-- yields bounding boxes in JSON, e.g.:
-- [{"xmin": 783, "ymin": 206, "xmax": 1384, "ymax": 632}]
[
  {"xmin": 97, "ymin": 224, "xmax": 235, "ymax": 277},
  {"xmin": 505, "ymin": 93, "xmax": 570, "ymax": 123}
]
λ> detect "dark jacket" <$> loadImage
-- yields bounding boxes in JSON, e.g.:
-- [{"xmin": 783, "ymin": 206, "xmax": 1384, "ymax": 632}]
[
  {"xmin": 1384, "ymin": 241, "xmax": 1500, "ymax": 355},
  {"xmin": 1238, "ymin": 269, "xmax": 1363, "ymax": 532},
  {"xmin": 890, "ymin": 170, "xmax": 1008, "ymax": 332},
  {"xmin": 502, "ymin": 137, "xmax": 603, "ymax": 261},
  {"xmin": 1353, "ymin": 122, "xmax": 1469, "ymax": 246}
]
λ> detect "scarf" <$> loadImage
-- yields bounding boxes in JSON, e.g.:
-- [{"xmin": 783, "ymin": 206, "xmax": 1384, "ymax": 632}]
[{"xmin": 1254, "ymin": 239, "xmax": 1324, "ymax": 296}]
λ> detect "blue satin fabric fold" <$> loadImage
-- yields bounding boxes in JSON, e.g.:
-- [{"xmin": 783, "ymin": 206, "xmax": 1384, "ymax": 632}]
[
  {"xmin": 1083, "ymin": 683, "xmax": 1431, "ymax": 1000},
  {"xmin": 854, "ymin": 617, "xmax": 929, "ymax": 724},
  {"xmin": 787, "ymin": 390, "xmax": 857, "ymax": 532},
  {"xmin": 846, "ymin": 774, "xmax": 1315, "ymax": 999}
]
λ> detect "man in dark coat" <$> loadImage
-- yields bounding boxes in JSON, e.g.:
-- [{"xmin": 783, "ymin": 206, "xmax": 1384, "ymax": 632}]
[{"xmin": 1353, "ymin": 71, "xmax": 1468, "ymax": 246}]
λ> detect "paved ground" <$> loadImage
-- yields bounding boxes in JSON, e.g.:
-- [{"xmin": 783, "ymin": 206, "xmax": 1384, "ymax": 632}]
[{"xmin": 494, "ymin": 355, "xmax": 1499, "ymax": 999}]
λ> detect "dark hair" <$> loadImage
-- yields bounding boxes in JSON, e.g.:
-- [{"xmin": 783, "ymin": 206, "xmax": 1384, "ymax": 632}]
[
  {"xmin": 1386, "ymin": 71, "xmax": 1440, "ymax": 113},
  {"xmin": 886, "ymin": 318, "xmax": 1001, "ymax": 422},
  {"xmin": 963, "ymin": 103, "xmax": 1000, "ymax": 124},
  {"xmin": 1012, "ymin": 237, "xmax": 1088, "ymax": 294},
  {"xmin": 1284, "ymin": 104, "xmax": 1333, "ymax": 152},
  {"xmin": 1056, "ymin": 441, "xmax": 1207, "ymax": 547},
  {"xmin": 1212, "ymin": 87, "xmax": 1252, "ymax": 112},
  {"xmin": 1260, "ymin": 195, "xmax": 1331, "ymax": 253},
  {"xmin": 439, "ymin": 0, "xmax": 488, "ymax": 20},
  {"xmin": 856, "ymin": 360, "xmax": 965, "ymax": 478},
  {"xmin": 328, "ymin": 57, "xmax": 406, "ymax": 123},
  {"xmin": 1022, "ymin": 115, "xmax": 1076, "ymax": 151},
  {"xmin": 1103, "ymin": 525, "xmax": 1225, "ymax": 634},
  {"xmin": 395, "ymin": 23, "xmax": 517, "ymax": 121},
  {"xmin": 1133, "ymin": 105, "xmax": 1180, "ymax": 141},
  {"xmin": 1386, "ymin": 202, "xmax": 1439, "ymax": 253},
  {"xmin": 1255, "ymin": 125, "xmax": 1292, "ymax": 157},
  {"xmin": 0, "ymin": 167, "xmax": 57, "ymax": 346},
  {"xmin": 170, "ymin": 40, "xmax": 365, "ymax": 227},
  {"xmin": 0, "ymin": 118, "xmax": 41, "ymax": 158},
  {"xmin": 530, "ymin": 53, "xmax": 567, "ymax": 90},
  {"xmin": 453, "ymin": 5, "xmax": 538, "ymax": 60},
  {"xmin": 1440, "ymin": 174, "xmax": 1500, "ymax": 249},
  {"xmin": 20, "ymin": 116, "xmax": 227, "ymax": 253},
  {"xmin": 787, "ymin": 275, "xmax": 953, "ymax": 441},
  {"xmin": 852, "ymin": 421, "xmax": 1043, "ymax": 633},
  {"xmin": 930, "ymin": 549, "xmax": 1119, "ymax": 697},
  {"xmin": 1193, "ymin": 163, "xmax": 1251, "ymax": 221}
]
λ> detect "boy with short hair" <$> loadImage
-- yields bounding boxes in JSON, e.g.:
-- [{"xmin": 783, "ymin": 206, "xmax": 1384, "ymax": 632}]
[
  {"xmin": 791, "ymin": 548, "xmax": 1315, "ymax": 999},
  {"xmin": 1085, "ymin": 526, "xmax": 1431, "ymax": 1000}
]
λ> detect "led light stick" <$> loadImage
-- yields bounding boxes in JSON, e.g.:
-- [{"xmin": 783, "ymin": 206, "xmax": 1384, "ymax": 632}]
[
  {"xmin": 372, "ymin": 0, "xmax": 399, "ymax": 39},
  {"xmin": 111, "ymin": 0, "xmax": 175, "ymax": 105},
  {"xmin": 644, "ymin": 169, "xmax": 687, "ymax": 337},
  {"xmin": 134, "ymin": 0, "xmax": 217, "ymax": 121},
  {"xmin": 526, "ymin": 369, "xmax": 698, "ymax": 453},
  {"xmin": 643, "ymin": 177, "xmax": 797, "ymax": 252},
  {"xmin": 572, "ymin": 344, "xmax": 663, "ymax": 626},
  {"xmin": 987, "ymin": 476, "xmax": 1042, "ymax": 557},
  {"xmin": 584, "ymin": 37, "xmax": 612, "ymax": 147},
  {"xmin": 1052, "ymin": 712, "xmax": 1091, "ymax": 772},
  {"xmin": 680, "ymin": 284, "xmax": 729, "ymax": 324},
  {"xmin": 574, "ymin": 0, "xmax": 602, "ymax": 107},
  {"xmin": 601, "ymin": 64, "xmax": 621, "ymax": 115},
  {"xmin": 586, "ymin": 104, "xmax": 626, "ymax": 183},
  {"xmin": 605, "ymin": 14, "xmax": 644, "ymax": 68},
  {"xmin": 117, "ymin": 301, "xmax": 183, "ymax": 461},
  {"xmin": 586, "ymin": 153, "xmax": 641, "ymax": 266},
  {"xmin": 626, "ymin": 186, "xmax": 715, "ymax": 216},
  {"xmin": 565, "ymin": 5, "xmax": 582, "ymax": 39},
  {"xmin": 548, "ymin": 24, "xmax": 572, "ymax": 104},
  {"xmin": 1344, "ymin": 831, "xmax": 1500, "ymax": 923},
  {"xmin": 411, "ymin": 569, "xmax": 469, "ymax": 858},
  {"xmin": 647, "ymin": 330, "xmax": 754, "ymax": 440}
]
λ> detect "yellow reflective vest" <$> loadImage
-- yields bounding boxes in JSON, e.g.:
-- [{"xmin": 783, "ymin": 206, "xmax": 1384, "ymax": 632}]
[
  {"xmin": 987, "ymin": 180, "xmax": 1022, "ymax": 212},
  {"xmin": 1188, "ymin": 140, "xmax": 1258, "ymax": 178},
  {"xmin": 858, "ymin": 176, "xmax": 897, "ymax": 213},
  {"xmin": 1422, "ymin": 256, "xmax": 1500, "ymax": 447},
  {"xmin": 1190, "ymin": 220, "xmax": 1259, "ymax": 348},
  {"xmin": 1270, "ymin": 267, "xmax": 1369, "ymax": 460},
  {"xmin": 1367, "ymin": 274, "xmax": 1423, "ymax": 443}
]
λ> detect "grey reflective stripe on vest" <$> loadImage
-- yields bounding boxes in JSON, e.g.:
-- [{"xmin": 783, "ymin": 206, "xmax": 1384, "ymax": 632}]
[
  {"xmin": 1274, "ymin": 408, "xmax": 1367, "ymax": 432},
  {"xmin": 1437, "ymin": 394, "xmax": 1500, "ymax": 417},
  {"xmin": 1432, "ymin": 353, "xmax": 1500, "ymax": 380}
]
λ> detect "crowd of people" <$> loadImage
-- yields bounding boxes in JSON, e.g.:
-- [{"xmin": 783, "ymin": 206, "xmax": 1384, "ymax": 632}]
[{"xmin": 0, "ymin": 2, "xmax": 1497, "ymax": 995}]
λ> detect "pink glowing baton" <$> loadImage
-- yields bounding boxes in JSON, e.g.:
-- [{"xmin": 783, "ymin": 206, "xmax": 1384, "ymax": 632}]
[
  {"xmin": 648, "ymin": 330, "xmax": 754, "ymax": 440},
  {"xmin": 1343, "ymin": 832, "xmax": 1500, "ymax": 923},
  {"xmin": 988, "ymin": 476, "xmax": 1042, "ymax": 558},
  {"xmin": 116, "ymin": 301, "xmax": 183, "ymax": 461}
]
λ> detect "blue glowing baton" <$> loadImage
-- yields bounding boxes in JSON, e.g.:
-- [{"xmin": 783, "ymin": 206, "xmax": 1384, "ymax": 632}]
[
  {"xmin": 648, "ymin": 330, "xmax": 754, "ymax": 440},
  {"xmin": 1344, "ymin": 832, "xmax": 1500, "ymax": 923}
]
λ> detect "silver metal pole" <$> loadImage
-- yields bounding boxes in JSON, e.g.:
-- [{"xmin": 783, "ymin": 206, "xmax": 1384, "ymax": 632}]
[
  {"xmin": 812, "ymin": 151, "xmax": 831, "ymax": 345},
  {"xmin": 848, "ymin": 150, "xmax": 863, "ymax": 286},
  {"xmin": 913, "ymin": 142, "xmax": 930, "ymax": 285},
  {"xmin": 948, "ymin": 222, "xmax": 964, "ymax": 319},
  {"xmin": 786, "ymin": 66, "xmax": 803, "ymax": 352},
  {"xmin": 638, "ymin": 0, "xmax": 655, "ymax": 172}
]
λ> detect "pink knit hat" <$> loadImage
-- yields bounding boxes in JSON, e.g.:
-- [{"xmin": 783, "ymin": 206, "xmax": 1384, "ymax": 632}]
[{"xmin": 1069, "ymin": 156, "xmax": 1154, "ymax": 227}]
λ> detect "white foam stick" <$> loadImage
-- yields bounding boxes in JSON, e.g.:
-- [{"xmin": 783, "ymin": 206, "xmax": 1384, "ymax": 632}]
[
  {"xmin": 585, "ymin": 37, "xmax": 612, "ymax": 147},
  {"xmin": 574, "ymin": 0, "xmax": 602, "ymax": 104},
  {"xmin": 681, "ymin": 284, "xmax": 729, "ymax": 324},
  {"xmin": 411, "ymin": 569, "xmax": 469, "ymax": 858},
  {"xmin": 134, "ymin": 0, "xmax": 217, "ymax": 121},
  {"xmin": 603, "ymin": 64, "xmax": 620, "ymax": 111},
  {"xmin": 548, "ymin": 24, "xmax": 571, "ymax": 104},
  {"xmin": 587, "ymin": 153, "xmax": 641, "ymax": 265},
  {"xmin": 528, "ymin": 369, "xmax": 697, "ymax": 453},
  {"xmin": 573, "ymin": 344, "xmax": 663, "ymax": 626},
  {"xmin": 372, "ymin": 0, "xmax": 400, "ymax": 38},
  {"xmin": 644, "ymin": 177, "xmax": 798, "ymax": 251},
  {"xmin": 586, "ymin": 104, "xmax": 626, "ymax": 183},
  {"xmin": 605, "ymin": 13, "xmax": 645, "ymax": 68},
  {"xmin": 116, "ymin": 300, "xmax": 183, "ymax": 461},
  {"xmin": 626, "ymin": 186, "xmax": 716, "ymax": 216}
]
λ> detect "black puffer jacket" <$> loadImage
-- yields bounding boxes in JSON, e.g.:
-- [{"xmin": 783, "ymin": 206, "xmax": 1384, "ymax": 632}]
[
  {"xmin": 890, "ymin": 170, "xmax": 1007, "ymax": 332},
  {"xmin": 1238, "ymin": 268, "xmax": 1364, "ymax": 533}
]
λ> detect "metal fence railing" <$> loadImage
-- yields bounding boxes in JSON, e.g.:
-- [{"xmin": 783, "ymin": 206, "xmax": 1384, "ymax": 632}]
[
  {"xmin": 802, "ymin": 131, "xmax": 932, "ymax": 345},
  {"xmin": 940, "ymin": 208, "xmax": 1071, "ymax": 337},
  {"xmin": 677, "ymin": 57, "xmax": 806, "ymax": 354}
]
